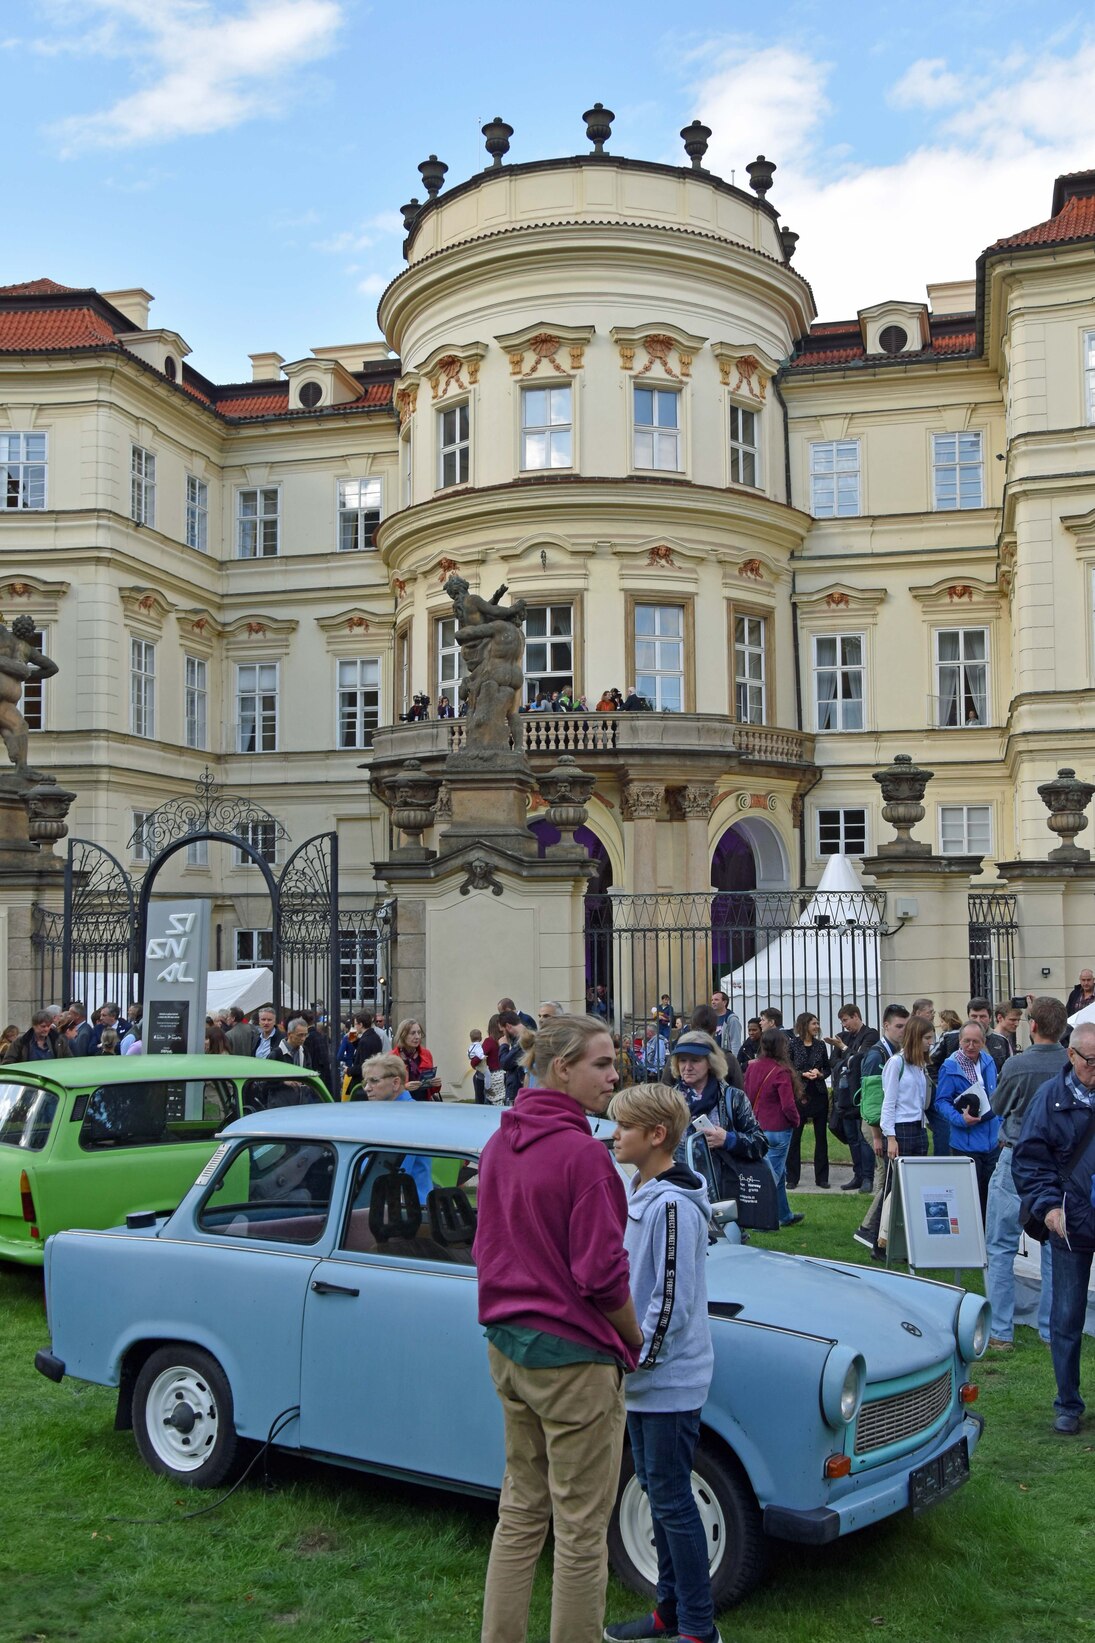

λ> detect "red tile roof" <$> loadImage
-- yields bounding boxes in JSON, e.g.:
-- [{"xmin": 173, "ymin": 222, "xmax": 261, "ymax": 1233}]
[
  {"xmin": 215, "ymin": 381, "xmax": 393, "ymax": 418},
  {"xmin": 931, "ymin": 330, "xmax": 976, "ymax": 354},
  {"xmin": 989, "ymin": 188, "xmax": 1095, "ymax": 250},
  {"xmin": 0, "ymin": 278, "xmax": 83, "ymax": 296},
  {"xmin": 0, "ymin": 306, "xmax": 119, "ymax": 351},
  {"xmin": 789, "ymin": 324, "xmax": 978, "ymax": 370}
]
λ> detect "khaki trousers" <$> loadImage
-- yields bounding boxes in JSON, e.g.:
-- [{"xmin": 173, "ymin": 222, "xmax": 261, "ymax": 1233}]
[{"xmin": 481, "ymin": 1343, "xmax": 626, "ymax": 1643}]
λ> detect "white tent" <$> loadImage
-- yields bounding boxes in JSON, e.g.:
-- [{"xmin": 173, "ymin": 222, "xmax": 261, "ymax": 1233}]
[
  {"xmin": 721, "ymin": 854, "xmax": 882, "ymax": 1037},
  {"xmin": 205, "ymin": 968, "xmax": 304, "ymax": 1017}
]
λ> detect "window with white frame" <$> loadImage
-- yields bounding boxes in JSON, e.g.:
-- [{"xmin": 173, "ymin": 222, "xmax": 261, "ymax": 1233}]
[
  {"xmin": 437, "ymin": 617, "xmax": 462, "ymax": 704},
  {"xmin": 1085, "ymin": 330, "xmax": 1095, "ymax": 425},
  {"xmin": 397, "ymin": 628, "xmax": 410, "ymax": 719},
  {"xmin": 933, "ymin": 432, "xmax": 983, "ymax": 510},
  {"xmin": 810, "ymin": 440, "xmax": 860, "ymax": 517},
  {"xmin": 236, "ymin": 662, "xmax": 278, "ymax": 752},
  {"xmin": 935, "ymin": 628, "xmax": 988, "ymax": 727},
  {"xmin": 817, "ymin": 808, "xmax": 867, "ymax": 857},
  {"xmin": 729, "ymin": 405, "xmax": 760, "ymax": 487},
  {"xmin": 733, "ymin": 613, "xmax": 766, "ymax": 724},
  {"xmin": 186, "ymin": 836, "xmax": 209, "ymax": 867},
  {"xmin": 340, "ymin": 930, "xmax": 378, "ymax": 1010},
  {"xmin": 129, "ymin": 637, "xmax": 155, "ymax": 737},
  {"xmin": 184, "ymin": 654, "xmax": 208, "ymax": 750},
  {"xmin": 524, "ymin": 605, "xmax": 573, "ymax": 701},
  {"xmin": 185, "ymin": 474, "xmax": 208, "ymax": 550},
  {"xmin": 401, "ymin": 430, "xmax": 413, "ymax": 507},
  {"xmin": 634, "ymin": 604, "xmax": 684, "ymax": 712},
  {"xmin": 131, "ymin": 446, "xmax": 156, "ymax": 526},
  {"xmin": 633, "ymin": 386, "xmax": 680, "ymax": 471},
  {"xmin": 235, "ymin": 821, "xmax": 280, "ymax": 868},
  {"xmin": 2, "ymin": 432, "xmax": 47, "ymax": 509},
  {"xmin": 521, "ymin": 385, "xmax": 572, "ymax": 470},
  {"xmin": 130, "ymin": 810, "xmax": 151, "ymax": 863},
  {"xmin": 235, "ymin": 927, "xmax": 274, "ymax": 967},
  {"xmin": 940, "ymin": 804, "xmax": 992, "ymax": 856},
  {"xmin": 337, "ymin": 658, "xmax": 381, "ymax": 748},
  {"xmin": 17, "ymin": 627, "xmax": 46, "ymax": 730},
  {"xmin": 236, "ymin": 487, "xmax": 279, "ymax": 558},
  {"xmin": 813, "ymin": 633, "xmax": 864, "ymax": 730},
  {"xmin": 338, "ymin": 478, "xmax": 382, "ymax": 551},
  {"xmin": 438, "ymin": 403, "xmax": 469, "ymax": 488}
]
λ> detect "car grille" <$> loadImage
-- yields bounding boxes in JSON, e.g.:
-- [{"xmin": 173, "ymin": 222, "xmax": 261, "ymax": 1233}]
[{"xmin": 854, "ymin": 1368, "xmax": 952, "ymax": 1456}]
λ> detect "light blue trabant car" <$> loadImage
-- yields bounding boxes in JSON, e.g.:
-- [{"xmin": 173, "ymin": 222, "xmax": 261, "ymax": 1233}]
[{"xmin": 34, "ymin": 1104, "xmax": 990, "ymax": 1608}]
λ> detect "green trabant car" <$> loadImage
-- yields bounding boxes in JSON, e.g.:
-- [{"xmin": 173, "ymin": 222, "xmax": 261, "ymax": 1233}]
[{"xmin": 0, "ymin": 1054, "xmax": 331, "ymax": 1265}]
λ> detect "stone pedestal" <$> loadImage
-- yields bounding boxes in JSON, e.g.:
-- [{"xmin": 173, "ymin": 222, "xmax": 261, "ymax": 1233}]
[
  {"xmin": 438, "ymin": 756, "xmax": 538, "ymax": 857},
  {"xmin": 994, "ymin": 859, "xmax": 1095, "ymax": 998},
  {"xmin": 861, "ymin": 855, "xmax": 984, "ymax": 1006}
]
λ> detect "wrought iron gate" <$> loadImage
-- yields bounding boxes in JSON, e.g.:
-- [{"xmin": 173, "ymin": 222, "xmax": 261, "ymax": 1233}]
[{"xmin": 967, "ymin": 891, "xmax": 1017, "ymax": 1003}]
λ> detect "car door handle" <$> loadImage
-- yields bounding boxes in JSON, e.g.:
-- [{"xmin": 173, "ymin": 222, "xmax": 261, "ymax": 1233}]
[{"xmin": 311, "ymin": 1280, "xmax": 360, "ymax": 1297}]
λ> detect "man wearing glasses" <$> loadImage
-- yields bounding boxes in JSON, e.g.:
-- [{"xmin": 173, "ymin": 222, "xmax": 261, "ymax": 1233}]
[{"xmin": 1013, "ymin": 1021, "xmax": 1095, "ymax": 1434}]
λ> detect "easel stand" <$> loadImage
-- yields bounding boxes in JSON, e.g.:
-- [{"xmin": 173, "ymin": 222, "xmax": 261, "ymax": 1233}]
[{"xmin": 885, "ymin": 1155, "xmax": 987, "ymax": 1280}]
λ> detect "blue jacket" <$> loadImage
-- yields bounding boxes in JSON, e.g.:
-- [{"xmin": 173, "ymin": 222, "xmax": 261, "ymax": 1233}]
[
  {"xmin": 935, "ymin": 1049, "xmax": 1001, "ymax": 1154},
  {"xmin": 1012, "ymin": 1068, "xmax": 1095, "ymax": 1252}
]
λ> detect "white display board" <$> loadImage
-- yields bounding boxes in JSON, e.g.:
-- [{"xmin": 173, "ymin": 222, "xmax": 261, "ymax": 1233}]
[{"xmin": 886, "ymin": 1155, "xmax": 987, "ymax": 1274}]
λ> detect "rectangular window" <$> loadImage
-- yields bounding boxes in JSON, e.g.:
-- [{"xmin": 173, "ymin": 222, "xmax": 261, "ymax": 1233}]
[
  {"xmin": 810, "ymin": 440, "xmax": 860, "ymax": 517},
  {"xmin": 813, "ymin": 633, "xmax": 864, "ymax": 731},
  {"xmin": 524, "ymin": 605, "xmax": 573, "ymax": 702},
  {"xmin": 186, "ymin": 837, "xmax": 209, "ymax": 867},
  {"xmin": 634, "ymin": 604, "xmax": 683, "ymax": 712},
  {"xmin": 438, "ymin": 403, "xmax": 469, "ymax": 488},
  {"xmin": 184, "ymin": 654, "xmax": 208, "ymax": 750},
  {"xmin": 339, "ymin": 930, "xmax": 378, "ymax": 1010},
  {"xmin": 18, "ymin": 627, "xmax": 46, "ymax": 730},
  {"xmin": 337, "ymin": 658, "xmax": 381, "ymax": 748},
  {"xmin": 130, "ymin": 810, "xmax": 150, "ymax": 864},
  {"xmin": 1085, "ymin": 330, "xmax": 1095, "ymax": 425},
  {"xmin": 236, "ymin": 662, "xmax": 278, "ymax": 752},
  {"xmin": 935, "ymin": 628, "xmax": 988, "ymax": 727},
  {"xmin": 933, "ymin": 432, "xmax": 983, "ymax": 510},
  {"xmin": 733, "ymin": 613, "xmax": 766, "ymax": 724},
  {"xmin": 940, "ymin": 804, "xmax": 992, "ymax": 856},
  {"xmin": 131, "ymin": 445, "xmax": 156, "ymax": 526},
  {"xmin": 437, "ymin": 617, "xmax": 462, "ymax": 704},
  {"xmin": 401, "ymin": 430, "xmax": 413, "ymax": 507},
  {"xmin": 521, "ymin": 385, "xmax": 572, "ymax": 470},
  {"xmin": 185, "ymin": 474, "xmax": 208, "ymax": 550},
  {"xmin": 729, "ymin": 405, "xmax": 759, "ymax": 487},
  {"xmin": 397, "ymin": 628, "xmax": 411, "ymax": 719},
  {"xmin": 634, "ymin": 386, "xmax": 680, "ymax": 471},
  {"xmin": 817, "ymin": 808, "xmax": 867, "ymax": 856},
  {"xmin": 2, "ymin": 432, "xmax": 47, "ymax": 510},
  {"xmin": 129, "ymin": 637, "xmax": 155, "ymax": 737},
  {"xmin": 235, "ymin": 928, "xmax": 274, "ymax": 967},
  {"xmin": 338, "ymin": 477, "xmax": 382, "ymax": 551},
  {"xmin": 236, "ymin": 487, "xmax": 279, "ymax": 558},
  {"xmin": 341, "ymin": 1147, "xmax": 478, "ymax": 1262},
  {"xmin": 199, "ymin": 1139, "xmax": 335, "ymax": 1243},
  {"xmin": 235, "ymin": 821, "xmax": 280, "ymax": 868}
]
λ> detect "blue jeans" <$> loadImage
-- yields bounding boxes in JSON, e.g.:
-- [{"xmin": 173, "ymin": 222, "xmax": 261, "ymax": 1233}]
[
  {"xmin": 627, "ymin": 1408, "xmax": 713, "ymax": 1639},
  {"xmin": 927, "ymin": 1101, "xmax": 951, "ymax": 1157},
  {"xmin": 1049, "ymin": 1244, "xmax": 1094, "ymax": 1418},
  {"xmin": 842, "ymin": 1113, "xmax": 873, "ymax": 1184},
  {"xmin": 764, "ymin": 1128, "xmax": 794, "ymax": 1223},
  {"xmin": 985, "ymin": 1148, "xmax": 1052, "ymax": 1341}
]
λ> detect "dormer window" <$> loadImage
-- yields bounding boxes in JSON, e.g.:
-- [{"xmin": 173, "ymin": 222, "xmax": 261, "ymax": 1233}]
[{"xmin": 298, "ymin": 381, "xmax": 323, "ymax": 408}]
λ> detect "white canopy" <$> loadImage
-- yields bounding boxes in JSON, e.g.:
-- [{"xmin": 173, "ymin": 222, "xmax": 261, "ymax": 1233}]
[
  {"xmin": 721, "ymin": 854, "xmax": 882, "ymax": 1037},
  {"xmin": 1067, "ymin": 1000, "xmax": 1095, "ymax": 1030},
  {"xmin": 205, "ymin": 968, "xmax": 303, "ymax": 1017}
]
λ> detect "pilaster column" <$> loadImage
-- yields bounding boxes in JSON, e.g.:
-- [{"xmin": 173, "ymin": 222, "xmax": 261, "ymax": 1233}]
[
  {"xmin": 670, "ymin": 783, "xmax": 715, "ymax": 894},
  {"xmin": 621, "ymin": 781, "xmax": 664, "ymax": 892}
]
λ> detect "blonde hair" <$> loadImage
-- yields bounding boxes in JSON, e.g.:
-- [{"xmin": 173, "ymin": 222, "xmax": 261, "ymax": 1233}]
[
  {"xmin": 526, "ymin": 1013, "xmax": 612, "ymax": 1082},
  {"xmin": 610, "ymin": 1083, "xmax": 690, "ymax": 1151},
  {"xmin": 360, "ymin": 1053, "xmax": 407, "ymax": 1085},
  {"xmin": 394, "ymin": 1018, "xmax": 424, "ymax": 1052},
  {"xmin": 669, "ymin": 1029, "xmax": 728, "ymax": 1085}
]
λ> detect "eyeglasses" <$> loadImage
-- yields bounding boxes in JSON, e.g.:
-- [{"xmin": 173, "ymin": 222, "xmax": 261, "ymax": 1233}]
[{"xmin": 1068, "ymin": 1046, "xmax": 1095, "ymax": 1067}]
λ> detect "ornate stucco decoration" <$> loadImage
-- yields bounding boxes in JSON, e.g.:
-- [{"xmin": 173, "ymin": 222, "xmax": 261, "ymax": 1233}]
[
  {"xmin": 495, "ymin": 322, "xmax": 595, "ymax": 379},
  {"xmin": 223, "ymin": 614, "xmax": 298, "ymax": 659},
  {"xmin": 176, "ymin": 608, "xmax": 224, "ymax": 650},
  {"xmin": 670, "ymin": 784, "xmax": 716, "ymax": 820},
  {"xmin": 460, "ymin": 857, "xmax": 505, "ymax": 896},
  {"xmin": 711, "ymin": 342, "xmax": 779, "ymax": 402},
  {"xmin": 120, "ymin": 586, "xmax": 174, "ymax": 636},
  {"xmin": 621, "ymin": 781, "xmax": 664, "ymax": 821},
  {"xmin": 796, "ymin": 584, "xmax": 888, "ymax": 621},
  {"xmin": 316, "ymin": 606, "xmax": 392, "ymax": 650},
  {"xmin": 611, "ymin": 323, "xmax": 707, "ymax": 379},
  {"xmin": 739, "ymin": 559, "xmax": 765, "ymax": 581},
  {"xmin": 908, "ymin": 576, "xmax": 998, "ymax": 617},
  {"xmin": 824, "ymin": 591, "xmax": 850, "ymax": 608},
  {"xmin": 393, "ymin": 578, "xmax": 408, "ymax": 601},
  {"xmin": 436, "ymin": 557, "xmax": 461, "ymax": 583},
  {"xmin": 737, "ymin": 792, "xmax": 778, "ymax": 813},
  {"xmin": 395, "ymin": 384, "xmax": 418, "ymax": 426},
  {"xmin": 647, "ymin": 544, "xmax": 676, "ymax": 568},
  {"xmin": 414, "ymin": 341, "xmax": 490, "ymax": 402}
]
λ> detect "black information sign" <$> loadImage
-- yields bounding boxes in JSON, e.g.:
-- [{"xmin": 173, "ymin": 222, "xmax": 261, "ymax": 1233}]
[{"xmin": 147, "ymin": 999, "xmax": 190, "ymax": 1057}]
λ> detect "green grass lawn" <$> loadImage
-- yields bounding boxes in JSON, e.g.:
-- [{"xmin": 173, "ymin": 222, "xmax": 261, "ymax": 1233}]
[{"xmin": 2, "ymin": 1195, "xmax": 1092, "ymax": 1643}]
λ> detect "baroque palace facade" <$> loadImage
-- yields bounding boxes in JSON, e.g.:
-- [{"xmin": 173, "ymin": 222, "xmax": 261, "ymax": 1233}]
[{"xmin": 2, "ymin": 117, "xmax": 1095, "ymax": 985}]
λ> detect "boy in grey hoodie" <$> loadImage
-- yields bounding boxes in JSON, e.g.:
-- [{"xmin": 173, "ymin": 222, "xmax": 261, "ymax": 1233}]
[{"xmin": 605, "ymin": 1085, "xmax": 719, "ymax": 1643}]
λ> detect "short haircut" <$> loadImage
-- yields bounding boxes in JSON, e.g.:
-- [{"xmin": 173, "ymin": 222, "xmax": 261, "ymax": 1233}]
[
  {"xmin": 497, "ymin": 997, "xmax": 516, "ymax": 1011},
  {"xmin": 229, "ymin": 1006, "xmax": 244, "ymax": 1024},
  {"xmin": 995, "ymin": 1001, "xmax": 1018, "ymax": 1018},
  {"xmin": 747, "ymin": 1017, "xmax": 761, "ymax": 1029},
  {"xmin": 838, "ymin": 1002, "xmax": 861, "ymax": 1020},
  {"xmin": 286, "ymin": 1017, "xmax": 307, "ymax": 1033},
  {"xmin": 1072, "ymin": 1020, "xmax": 1095, "ymax": 1049},
  {"xmin": 760, "ymin": 1007, "xmax": 783, "ymax": 1028},
  {"xmin": 354, "ymin": 1012, "xmax": 374, "ymax": 1028},
  {"xmin": 469, "ymin": 1027, "xmax": 482, "ymax": 1041},
  {"xmin": 30, "ymin": 1010, "xmax": 51, "ymax": 1027},
  {"xmin": 538, "ymin": 1001, "xmax": 564, "ymax": 1015},
  {"xmin": 360, "ymin": 1053, "xmax": 406, "ymax": 1084},
  {"xmin": 258, "ymin": 1003, "xmax": 275, "ymax": 1015},
  {"xmin": 498, "ymin": 1010, "xmax": 521, "ymax": 1028},
  {"xmin": 712, "ymin": 990, "xmax": 729, "ymax": 1006},
  {"xmin": 911, "ymin": 999, "xmax": 933, "ymax": 1014},
  {"xmin": 526, "ymin": 1013, "xmax": 610, "ymax": 1082},
  {"xmin": 960, "ymin": 1020, "xmax": 986, "ymax": 1041},
  {"xmin": 883, "ymin": 1004, "xmax": 910, "ymax": 1024},
  {"xmin": 967, "ymin": 997, "xmax": 991, "ymax": 1015},
  {"xmin": 610, "ymin": 1083, "xmax": 690, "ymax": 1152},
  {"xmin": 690, "ymin": 1004, "xmax": 719, "ymax": 1036},
  {"xmin": 1029, "ymin": 996, "xmax": 1067, "ymax": 1040}
]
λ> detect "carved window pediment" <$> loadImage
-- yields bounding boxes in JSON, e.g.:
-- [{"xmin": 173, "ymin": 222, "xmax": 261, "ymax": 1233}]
[
  {"xmin": 495, "ymin": 323, "xmax": 595, "ymax": 377},
  {"xmin": 415, "ymin": 342, "xmax": 490, "ymax": 400},
  {"xmin": 611, "ymin": 324, "xmax": 706, "ymax": 380}
]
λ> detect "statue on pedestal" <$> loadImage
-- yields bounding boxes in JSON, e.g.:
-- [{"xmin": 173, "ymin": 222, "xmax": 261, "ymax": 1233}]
[
  {"xmin": 0, "ymin": 615, "xmax": 57, "ymax": 773},
  {"xmin": 444, "ymin": 576, "xmax": 527, "ymax": 755}
]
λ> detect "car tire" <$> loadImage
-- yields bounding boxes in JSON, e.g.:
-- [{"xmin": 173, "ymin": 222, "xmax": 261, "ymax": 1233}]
[
  {"xmin": 132, "ymin": 1345, "xmax": 241, "ymax": 1488},
  {"xmin": 607, "ymin": 1436, "xmax": 766, "ymax": 1611}
]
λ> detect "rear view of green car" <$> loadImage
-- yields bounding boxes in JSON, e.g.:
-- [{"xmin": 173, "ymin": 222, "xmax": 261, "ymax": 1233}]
[{"xmin": 0, "ymin": 1054, "xmax": 332, "ymax": 1264}]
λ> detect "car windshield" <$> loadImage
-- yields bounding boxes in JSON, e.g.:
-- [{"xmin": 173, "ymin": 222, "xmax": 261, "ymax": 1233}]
[{"xmin": 0, "ymin": 1082, "xmax": 58, "ymax": 1150}]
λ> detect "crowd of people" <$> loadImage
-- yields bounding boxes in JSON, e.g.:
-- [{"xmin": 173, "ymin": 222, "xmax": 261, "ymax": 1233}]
[{"xmin": 398, "ymin": 684, "xmax": 658, "ymax": 719}]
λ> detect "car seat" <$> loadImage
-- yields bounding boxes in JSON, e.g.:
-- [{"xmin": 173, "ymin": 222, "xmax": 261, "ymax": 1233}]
[
  {"xmin": 426, "ymin": 1186, "xmax": 476, "ymax": 1249},
  {"xmin": 368, "ymin": 1166, "xmax": 422, "ymax": 1243}
]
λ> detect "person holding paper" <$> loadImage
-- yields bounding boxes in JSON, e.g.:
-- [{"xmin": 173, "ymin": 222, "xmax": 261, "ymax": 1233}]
[{"xmin": 935, "ymin": 1021, "xmax": 1001, "ymax": 1222}]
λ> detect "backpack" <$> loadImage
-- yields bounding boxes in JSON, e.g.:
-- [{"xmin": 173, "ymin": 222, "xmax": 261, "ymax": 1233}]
[{"xmin": 857, "ymin": 1042, "xmax": 895, "ymax": 1127}]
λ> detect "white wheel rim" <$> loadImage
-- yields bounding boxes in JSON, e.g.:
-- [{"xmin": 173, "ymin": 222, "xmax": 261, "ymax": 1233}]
[
  {"xmin": 617, "ymin": 1470, "xmax": 728, "ymax": 1586},
  {"xmin": 144, "ymin": 1365, "xmax": 221, "ymax": 1472}
]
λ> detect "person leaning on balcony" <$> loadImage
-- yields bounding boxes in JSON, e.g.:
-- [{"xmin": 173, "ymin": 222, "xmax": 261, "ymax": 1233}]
[{"xmin": 596, "ymin": 689, "xmax": 617, "ymax": 711}]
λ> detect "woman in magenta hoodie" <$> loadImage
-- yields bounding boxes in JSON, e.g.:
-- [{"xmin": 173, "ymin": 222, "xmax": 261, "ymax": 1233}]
[
  {"xmin": 474, "ymin": 1015, "xmax": 643, "ymax": 1643},
  {"xmin": 744, "ymin": 1027, "xmax": 805, "ymax": 1229}
]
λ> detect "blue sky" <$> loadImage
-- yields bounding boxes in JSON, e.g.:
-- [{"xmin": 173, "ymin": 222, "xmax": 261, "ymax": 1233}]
[{"xmin": 3, "ymin": 0, "xmax": 1094, "ymax": 382}]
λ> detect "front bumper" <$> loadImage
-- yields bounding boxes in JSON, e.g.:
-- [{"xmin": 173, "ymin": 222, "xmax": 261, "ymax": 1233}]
[
  {"xmin": 35, "ymin": 1349, "xmax": 65, "ymax": 1383},
  {"xmin": 762, "ymin": 1412, "xmax": 984, "ymax": 1544}
]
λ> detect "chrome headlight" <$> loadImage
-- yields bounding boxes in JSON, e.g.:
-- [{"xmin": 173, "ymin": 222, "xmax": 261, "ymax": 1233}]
[
  {"xmin": 821, "ymin": 1346, "xmax": 865, "ymax": 1427},
  {"xmin": 956, "ymin": 1293, "xmax": 992, "ymax": 1361}
]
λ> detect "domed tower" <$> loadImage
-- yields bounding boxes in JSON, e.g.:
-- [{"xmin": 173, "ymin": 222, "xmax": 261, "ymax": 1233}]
[{"xmin": 374, "ymin": 109, "xmax": 818, "ymax": 896}]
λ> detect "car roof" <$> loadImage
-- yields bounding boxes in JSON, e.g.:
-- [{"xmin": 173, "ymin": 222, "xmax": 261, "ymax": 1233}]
[
  {"xmin": 221, "ymin": 1100, "xmax": 510, "ymax": 1150},
  {"xmin": 0, "ymin": 1054, "xmax": 329, "ymax": 1089}
]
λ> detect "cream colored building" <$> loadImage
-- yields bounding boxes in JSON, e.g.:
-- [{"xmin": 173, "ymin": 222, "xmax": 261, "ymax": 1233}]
[{"xmin": 2, "ymin": 131, "xmax": 1094, "ymax": 1003}]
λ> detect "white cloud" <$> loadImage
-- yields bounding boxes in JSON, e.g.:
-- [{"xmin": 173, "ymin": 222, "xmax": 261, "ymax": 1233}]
[
  {"xmin": 46, "ymin": 0, "xmax": 342, "ymax": 152},
  {"xmin": 690, "ymin": 37, "xmax": 1095, "ymax": 318},
  {"xmin": 690, "ymin": 43, "xmax": 832, "ymax": 171},
  {"xmin": 356, "ymin": 273, "xmax": 389, "ymax": 297},
  {"xmin": 315, "ymin": 212, "xmax": 404, "ymax": 255}
]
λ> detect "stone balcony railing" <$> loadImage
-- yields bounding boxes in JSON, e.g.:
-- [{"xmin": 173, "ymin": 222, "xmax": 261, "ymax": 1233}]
[{"xmin": 368, "ymin": 714, "xmax": 815, "ymax": 774}]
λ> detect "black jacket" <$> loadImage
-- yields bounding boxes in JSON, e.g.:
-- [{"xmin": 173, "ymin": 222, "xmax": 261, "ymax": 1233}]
[
  {"xmin": 831, "ymin": 1025, "xmax": 879, "ymax": 1115},
  {"xmin": 4, "ymin": 1027, "xmax": 71, "ymax": 1063},
  {"xmin": 1013, "ymin": 1068, "xmax": 1095, "ymax": 1250},
  {"xmin": 498, "ymin": 1037, "xmax": 526, "ymax": 1103},
  {"xmin": 274, "ymin": 1038, "xmax": 326, "ymax": 1076},
  {"xmin": 349, "ymin": 1028, "xmax": 384, "ymax": 1084},
  {"xmin": 1066, "ymin": 984, "xmax": 1095, "ymax": 1017}
]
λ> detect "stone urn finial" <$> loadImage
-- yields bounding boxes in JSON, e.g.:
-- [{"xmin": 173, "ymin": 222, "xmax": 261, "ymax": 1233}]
[
  {"xmin": 24, "ymin": 775, "xmax": 76, "ymax": 856},
  {"xmin": 537, "ymin": 754, "xmax": 595, "ymax": 852},
  {"xmin": 1037, "ymin": 767, "xmax": 1095, "ymax": 862},
  {"xmin": 417, "ymin": 155, "xmax": 448, "ymax": 198},
  {"xmin": 384, "ymin": 757, "xmax": 442, "ymax": 859},
  {"xmin": 872, "ymin": 753, "xmax": 935, "ymax": 857},
  {"xmin": 746, "ymin": 154, "xmax": 776, "ymax": 199},
  {"xmin": 679, "ymin": 119, "xmax": 712, "ymax": 170},
  {"xmin": 482, "ymin": 115, "xmax": 513, "ymax": 168},
  {"xmin": 582, "ymin": 103, "xmax": 614, "ymax": 155}
]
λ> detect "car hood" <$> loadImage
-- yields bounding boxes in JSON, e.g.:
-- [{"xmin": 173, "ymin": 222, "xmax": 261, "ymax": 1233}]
[{"xmin": 708, "ymin": 1245, "xmax": 956, "ymax": 1380}]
